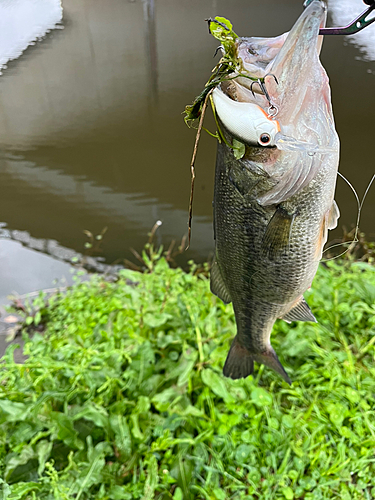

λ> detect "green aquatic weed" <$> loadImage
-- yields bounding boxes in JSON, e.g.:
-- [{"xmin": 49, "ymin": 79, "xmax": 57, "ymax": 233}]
[{"xmin": 184, "ymin": 16, "xmax": 258, "ymax": 125}]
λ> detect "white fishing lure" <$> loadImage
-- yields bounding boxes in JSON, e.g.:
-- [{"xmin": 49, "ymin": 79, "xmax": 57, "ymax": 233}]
[{"xmin": 212, "ymin": 87, "xmax": 280, "ymax": 147}]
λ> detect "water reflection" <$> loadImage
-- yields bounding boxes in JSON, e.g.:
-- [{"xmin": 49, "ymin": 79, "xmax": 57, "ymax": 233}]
[
  {"xmin": 0, "ymin": 152, "xmax": 213, "ymax": 263},
  {"xmin": 143, "ymin": 0, "xmax": 158, "ymax": 101},
  {"xmin": 329, "ymin": 0, "xmax": 375, "ymax": 61},
  {"xmin": 0, "ymin": 0, "xmax": 62, "ymax": 72},
  {"xmin": 0, "ymin": 0, "xmax": 374, "ymax": 302}
]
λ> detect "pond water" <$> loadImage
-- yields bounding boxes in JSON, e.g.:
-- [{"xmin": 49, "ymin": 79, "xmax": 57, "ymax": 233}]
[{"xmin": 0, "ymin": 0, "xmax": 374, "ymax": 303}]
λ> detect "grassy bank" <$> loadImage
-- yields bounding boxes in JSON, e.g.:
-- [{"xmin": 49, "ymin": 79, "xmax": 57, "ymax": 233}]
[{"xmin": 1, "ymin": 256, "xmax": 375, "ymax": 499}]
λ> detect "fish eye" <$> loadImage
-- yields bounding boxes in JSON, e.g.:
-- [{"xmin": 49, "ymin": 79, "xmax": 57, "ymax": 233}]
[{"xmin": 259, "ymin": 133, "xmax": 271, "ymax": 145}]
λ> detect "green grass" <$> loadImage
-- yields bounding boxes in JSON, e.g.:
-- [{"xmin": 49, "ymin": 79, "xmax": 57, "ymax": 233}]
[{"xmin": 1, "ymin": 255, "xmax": 375, "ymax": 499}]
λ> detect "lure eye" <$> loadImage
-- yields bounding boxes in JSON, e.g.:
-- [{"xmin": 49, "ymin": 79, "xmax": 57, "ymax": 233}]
[{"xmin": 259, "ymin": 133, "xmax": 271, "ymax": 145}]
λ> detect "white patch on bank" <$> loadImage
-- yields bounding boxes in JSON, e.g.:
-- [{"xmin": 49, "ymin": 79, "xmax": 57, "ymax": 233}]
[{"xmin": 0, "ymin": 0, "xmax": 63, "ymax": 72}]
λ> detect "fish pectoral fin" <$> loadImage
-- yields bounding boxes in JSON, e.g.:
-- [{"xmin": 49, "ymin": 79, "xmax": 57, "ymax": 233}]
[
  {"xmin": 326, "ymin": 200, "xmax": 340, "ymax": 230},
  {"xmin": 210, "ymin": 260, "xmax": 232, "ymax": 304},
  {"xmin": 282, "ymin": 296, "xmax": 317, "ymax": 323},
  {"xmin": 261, "ymin": 206, "xmax": 296, "ymax": 259},
  {"xmin": 223, "ymin": 336, "xmax": 291, "ymax": 385}
]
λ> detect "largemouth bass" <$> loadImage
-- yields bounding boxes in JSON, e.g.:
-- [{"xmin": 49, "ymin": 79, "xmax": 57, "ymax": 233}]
[{"xmin": 211, "ymin": 1, "xmax": 340, "ymax": 384}]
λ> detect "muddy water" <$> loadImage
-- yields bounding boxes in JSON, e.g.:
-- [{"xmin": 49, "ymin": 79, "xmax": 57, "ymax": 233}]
[{"xmin": 0, "ymin": 0, "xmax": 374, "ymax": 302}]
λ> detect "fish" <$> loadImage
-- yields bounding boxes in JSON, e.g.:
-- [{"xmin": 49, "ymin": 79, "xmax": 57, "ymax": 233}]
[{"xmin": 210, "ymin": 0, "xmax": 340, "ymax": 384}]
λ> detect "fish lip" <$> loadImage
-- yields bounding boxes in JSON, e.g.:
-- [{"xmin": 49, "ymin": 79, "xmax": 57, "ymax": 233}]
[
  {"xmin": 266, "ymin": 1, "xmax": 327, "ymax": 98},
  {"xmin": 232, "ymin": 1, "xmax": 327, "ymax": 107}
]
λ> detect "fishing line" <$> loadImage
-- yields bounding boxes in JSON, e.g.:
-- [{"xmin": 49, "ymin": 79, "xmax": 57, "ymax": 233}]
[{"xmin": 321, "ymin": 172, "xmax": 375, "ymax": 261}]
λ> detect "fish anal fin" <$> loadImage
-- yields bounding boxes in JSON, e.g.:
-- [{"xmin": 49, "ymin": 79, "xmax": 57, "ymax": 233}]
[
  {"xmin": 282, "ymin": 296, "xmax": 317, "ymax": 323},
  {"xmin": 315, "ymin": 215, "xmax": 327, "ymax": 260},
  {"xmin": 327, "ymin": 200, "xmax": 340, "ymax": 230},
  {"xmin": 315, "ymin": 201, "xmax": 340, "ymax": 260},
  {"xmin": 223, "ymin": 336, "xmax": 291, "ymax": 385},
  {"xmin": 261, "ymin": 206, "xmax": 296, "ymax": 260},
  {"xmin": 210, "ymin": 260, "xmax": 232, "ymax": 304}
]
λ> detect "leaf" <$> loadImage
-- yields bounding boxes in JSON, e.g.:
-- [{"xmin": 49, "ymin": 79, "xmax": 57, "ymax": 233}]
[
  {"xmin": 174, "ymin": 487, "xmax": 183, "ymax": 500},
  {"xmin": 251, "ymin": 387, "xmax": 272, "ymax": 407},
  {"xmin": 180, "ymin": 405, "xmax": 204, "ymax": 417},
  {"xmin": 0, "ymin": 401, "xmax": 28, "ymax": 424},
  {"xmin": 209, "ymin": 16, "xmax": 237, "ymax": 44},
  {"xmin": 36, "ymin": 440, "xmax": 53, "ymax": 476},
  {"xmin": 282, "ymin": 486, "xmax": 294, "ymax": 499},
  {"xmin": 201, "ymin": 369, "xmax": 234, "ymax": 403},
  {"xmin": 50, "ymin": 412, "xmax": 84, "ymax": 450},
  {"xmin": 170, "ymin": 457, "xmax": 194, "ymax": 499},
  {"xmin": 326, "ymin": 403, "xmax": 348, "ymax": 429},
  {"xmin": 73, "ymin": 442, "xmax": 107, "ymax": 499},
  {"xmin": 166, "ymin": 352, "xmax": 197, "ymax": 386},
  {"xmin": 8, "ymin": 423, "xmax": 40, "ymax": 447},
  {"xmin": 235, "ymin": 444, "xmax": 253, "ymax": 462},
  {"xmin": 214, "ymin": 16, "xmax": 233, "ymax": 31},
  {"xmin": 73, "ymin": 404, "xmax": 110, "ymax": 432},
  {"xmin": 34, "ymin": 311, "xmax": 42, "ymax": 326},
  {"xmin": 107, "ymin": 485, "xmax": 133, "ymax": 500},
  {"xmin": 136, "ymin": 396, "xmax": 151, "ymax": 413},
  {"xmin": 213, "ymin": 489, "xmax": 226, "ymax": 500},
  {"xmin": 0, "ymin": 479, "xmax": 11, "ymax": 500},
  {"xmin": 152, "ymin": 387, "xmax": 179, "ymax": 412},
  {"xmin": 7, "ymin": 482, "xmax": 40, "ymax": 500},
  {"xmin": 282, "ymin": 415, "xmax": 295, "ymax": 429},
  {"xmin": 345, "ymin": 387, "xmax": 360, "ymax": 404},
  {"xmin": 143, "ymin": 313, "xmax": 172, "ymax": 328},
  {"xmin": 5, "ymin": 447, "xmax": 36, "ymax": 481},
  {"xmin": 130, "ymin": 414, "xmax": 144, "ymax": 440},
  {"xmin": 131, "ymin": 342, "xmax": 155, "ymax": 381},
  {"xmin": 142, "ymin": 455, "xmax": 158, "ymax": 500},
  {"xmin": 232, "ymin": 139, "xmax": 246, "ymax": 160},
  {"xmin": 109, "ymin": 414, "xmax": 132, "ymax": 459}
]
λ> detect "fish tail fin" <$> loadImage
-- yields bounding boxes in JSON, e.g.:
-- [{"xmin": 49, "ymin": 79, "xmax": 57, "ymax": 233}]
[
  {"xmin": 253, "ymin": 348, "xmax": 292, "ymax": 385},
  {"xmin": 223, "ymin": 336, "xmax": 292, "ymax": 385}
]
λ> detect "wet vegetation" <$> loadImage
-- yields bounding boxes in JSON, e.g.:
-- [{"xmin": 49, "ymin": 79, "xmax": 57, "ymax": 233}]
[{"xmin": 1, "ymin": 243, "xmax": 375, "ymax": 499}]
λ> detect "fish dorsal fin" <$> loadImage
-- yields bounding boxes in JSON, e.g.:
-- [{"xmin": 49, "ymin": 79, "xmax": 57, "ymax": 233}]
[
  {"xmin": 326, "ymin": 200, "xmax": 340, "ymax": 230},
  {"xmin": 261, "ymin": 206, "xmax": 296, "ymax": 259},
  {"xmin": 210, "ymin": 260, "xmax": 232, "ymax": 304},
  {"xmin": 282, "ymin": 296, "xmax": 317, "ymax": 323}
]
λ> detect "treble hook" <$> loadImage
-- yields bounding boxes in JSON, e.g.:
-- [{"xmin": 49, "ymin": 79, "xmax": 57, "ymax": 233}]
[
  {"xmin": 213, "ymin": 45, "xmax": 224, "ymax": 58},
  {"xmin": 250, "ymin": 74, "xmax": 279, "ymax": 118}
]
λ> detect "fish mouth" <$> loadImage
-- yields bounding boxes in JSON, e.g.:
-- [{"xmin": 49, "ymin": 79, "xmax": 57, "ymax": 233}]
[{"xmin": 214, "ymin": 1, "xmax": 335, "ymax": 154}]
